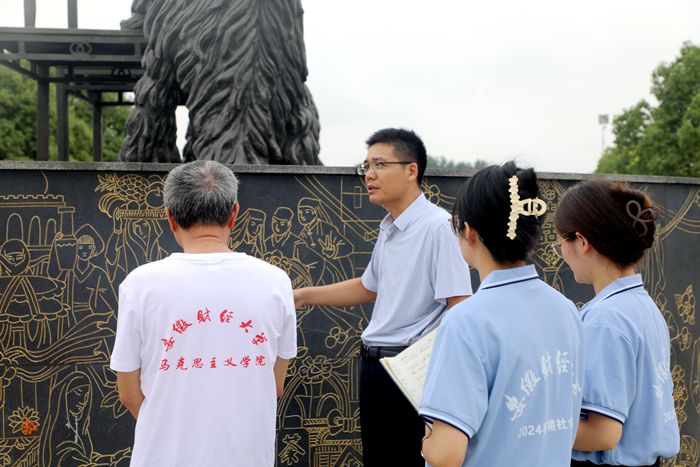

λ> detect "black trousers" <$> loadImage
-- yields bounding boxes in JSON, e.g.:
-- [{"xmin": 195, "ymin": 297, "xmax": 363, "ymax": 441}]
[
  {"xmin": 360, "ymin": 356, "xmax": 425, "ymax": 467},
  {"xmin": 571, "ymin": 459, "xmax": 660, "ymax": 467}
]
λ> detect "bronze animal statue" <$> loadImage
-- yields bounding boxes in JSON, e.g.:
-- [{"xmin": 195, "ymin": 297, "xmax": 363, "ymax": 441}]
[{"xmin": 120, "ymin": 0, "xmax": 321, "ymax": 164}]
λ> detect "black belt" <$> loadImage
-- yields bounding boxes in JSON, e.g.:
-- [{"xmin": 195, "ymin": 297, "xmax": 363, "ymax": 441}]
[{"xmin": 360, "ymin": 343, "xmax": 408, "ymax": 359}]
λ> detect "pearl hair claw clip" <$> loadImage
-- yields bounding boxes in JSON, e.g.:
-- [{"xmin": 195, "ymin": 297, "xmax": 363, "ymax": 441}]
[{"xmin": 507, "ymin": 175, "xmax": 547, "ymax": 240}]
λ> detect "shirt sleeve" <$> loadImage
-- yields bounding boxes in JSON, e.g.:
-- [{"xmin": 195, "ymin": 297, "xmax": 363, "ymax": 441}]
[
  {"xmin": 110, "ymin": 280, "xmax": 142, "ymax": 372},
  {"xmin": 580, "ymin": 324, "xmax": 636, "ymax": 423},
  {"xmin": 430, "ymin": 222, "xmax": 473, "ymax": 302},
  {"xmin": 277, "ymin": 276, "xmax": 298, "ymax": 359},
  {"xmin": 419, "ymin": 318, "xmax": 487, "ymax": 438},
  {"xmin": 360, "ymin": 239, "xmax": 380, "ymax": 293}
]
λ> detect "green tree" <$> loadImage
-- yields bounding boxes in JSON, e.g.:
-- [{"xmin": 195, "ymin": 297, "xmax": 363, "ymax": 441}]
[
  {"xmin": 427, "ymin": 155, "xmax": 490, "ymax": 170},
  {"xmin": 0, "ymin": 66, "xmax": 131, "ymax": 162},
  {"xmin": 0, "ymin": 67, "xmax": 37, "ymax": 160},
  {"xmin": 597, "ymin": 42, "xmax": 700, "ymax": 177}
]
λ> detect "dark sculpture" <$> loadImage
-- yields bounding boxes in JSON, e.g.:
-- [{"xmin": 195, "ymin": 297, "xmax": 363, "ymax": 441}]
[{"xmin": 120, "ymin": 0, "xmax": 321, "ymax": 165}]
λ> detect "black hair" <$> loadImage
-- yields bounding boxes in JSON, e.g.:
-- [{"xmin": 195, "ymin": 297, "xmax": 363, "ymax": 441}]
[
  {"xmin": 554, "ymin": 179, "xmax": 657, "ymax": 268},
  {"xmin": 452, "ymin": 161, "xmax": 543, "ymax": 263},
  {"xmin": 365, "ymin": 128, "xmax": 427, "ymax": 184}
]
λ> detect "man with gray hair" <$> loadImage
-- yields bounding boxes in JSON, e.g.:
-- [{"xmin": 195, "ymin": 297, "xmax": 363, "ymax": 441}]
[{"xmin": 111, "ymin": 160, "xmax": 297, "ymax": 466}]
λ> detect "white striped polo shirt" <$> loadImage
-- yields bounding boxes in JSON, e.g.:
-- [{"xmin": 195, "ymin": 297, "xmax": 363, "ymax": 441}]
[{"xmin": 361, "ymin": 193, "xmax": 473, "ymax": 346}]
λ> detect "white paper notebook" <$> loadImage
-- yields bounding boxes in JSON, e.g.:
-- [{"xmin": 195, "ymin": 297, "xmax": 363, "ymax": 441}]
[{"xmin": 379, "ymin": 328, "xmax": 438, "ymax": 411}]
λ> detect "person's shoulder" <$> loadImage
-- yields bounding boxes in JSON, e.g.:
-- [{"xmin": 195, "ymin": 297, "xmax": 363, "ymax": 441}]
[
  {"xmin": 533, "ymin": 280, "xmax": 578, "ymax": 310},
  {"xmin": 606, "ymin": 286, "xmax": 656, "ymax": 311},
  {"xmin": 238, "ymin": 255, "xmax": 292, "ymax": 283},
  {"xmin": 122, "ymin": 256, "xmax": 173, "ymax": 284},
  {"xmin": 444, "ymin": 292, "xmax": 491, "ymax": 326},
  {"xmin": 460, "ymin": 279, "xmax": 577, "ymax": 321},
  {"xmin": 531, "ymin": 280, "xmax": 582, "ymax": 327},
  {"xmin": 423, "ymin": 200, "xmax": 451, "ymax": 222},
  {"xmin": 588, "ymin": 289, "xmax": 639, "ymax": 317},
  {"xmin": 439, "ymin": 298, "xmax": 490, "ymax": 347},
  {"xmin": 584, "ymin": 294, "xmax": 644, "ymax": 337},
  {"xmin": 415, "ymin": 201, "xmax": 452, "ymax": 233}
]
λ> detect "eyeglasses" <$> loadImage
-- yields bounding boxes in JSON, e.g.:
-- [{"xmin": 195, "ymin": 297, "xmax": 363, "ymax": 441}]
[
  {"xmin": 356, "ymin": 160, "xmax": 413, "ymax": 176},
  {"xmin": 550, "ymin": 241, "xmax": 563, "ymax": 258}
]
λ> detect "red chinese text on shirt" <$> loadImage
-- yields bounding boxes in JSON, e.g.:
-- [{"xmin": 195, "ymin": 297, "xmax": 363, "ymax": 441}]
[
  {"xmin": 220, "ymin": 309, "xmax": 234, "ymax": 323},
  {"xmin": 172, "ymin": 319, "xmax": 193, "ymax": 334},
  {"xmin": 197, "ymin": 308, "xmax": 212, "ymax": 324},
  {"xmin": 176, "ymin": 357, "xmax": 188, "ymax": 370},
  {"xmin": 156, "ymin": 307, "xmax": 272, "ymax": 372},
  {"xmin": 158, "ymin": 355, "xmax": 268, "ymax": 371},
  {"xmin": 161, "ymin": 337, "xmax": 175, "ymax": 352},
  {"xmin": 252, "ymin": 332, "xmax": 268, "ymax": 345}
]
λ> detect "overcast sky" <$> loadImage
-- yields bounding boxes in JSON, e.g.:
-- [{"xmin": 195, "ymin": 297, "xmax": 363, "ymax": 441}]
[{"xmin": 2, "ymin": 0, "xmax": 699, "ymax": 173}]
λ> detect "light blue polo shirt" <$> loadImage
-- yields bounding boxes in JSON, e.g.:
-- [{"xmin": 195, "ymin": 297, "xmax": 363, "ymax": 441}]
[
  {"xmin": 420, "ymin": 265, "xmax": 583, "ymax": 467},
  {"xmin": 361, "ymin": 193, "xmax": 472, "ymax": 346},
  {"xmin": 572, "ymin": 274, "xmax": 680, "ymax": 465}
]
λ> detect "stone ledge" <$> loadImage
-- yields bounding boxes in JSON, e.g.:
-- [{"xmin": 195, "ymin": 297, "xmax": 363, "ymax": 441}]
[{"xmin": 0, "ymin": 161, "xmax": 698, "ymax": 185}]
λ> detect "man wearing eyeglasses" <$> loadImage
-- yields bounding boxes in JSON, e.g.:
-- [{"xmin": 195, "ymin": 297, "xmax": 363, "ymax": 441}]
[{"xmin": 294, "ymin": 128, "xmax": 472, "ymax": 466}]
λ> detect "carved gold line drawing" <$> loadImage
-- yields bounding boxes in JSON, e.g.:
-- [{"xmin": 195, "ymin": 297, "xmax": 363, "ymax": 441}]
[{"xmin": 0, "ymin": 172, "xmax": 697, "ymax": 466}]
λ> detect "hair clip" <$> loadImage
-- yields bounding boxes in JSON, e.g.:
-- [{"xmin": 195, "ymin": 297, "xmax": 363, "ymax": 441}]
[
  {"xmin": 507, "ymin": 175, "xmax": 547, "ymax": 240},
  {"xmin": 625, "ymin": 200, "xmax": 654, "ymax": 236}
]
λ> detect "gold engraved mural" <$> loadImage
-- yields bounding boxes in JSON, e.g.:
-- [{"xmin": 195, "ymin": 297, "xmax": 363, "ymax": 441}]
[{"xmin": 0, "ymin": 166, "xmax": 697, "ymax": 466}]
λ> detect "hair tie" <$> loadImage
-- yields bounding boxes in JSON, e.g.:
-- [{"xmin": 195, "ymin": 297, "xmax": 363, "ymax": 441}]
[
  {"xmin": 625, "ymin": 200, "xmax": 654, "ymax": 236},
  {"xmin": 507, "ymin": 175, "xmax": 547, "ymax": 240}
]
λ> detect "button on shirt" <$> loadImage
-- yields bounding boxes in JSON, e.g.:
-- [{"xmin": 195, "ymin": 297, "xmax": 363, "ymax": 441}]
[
  {"xmin": 572, "ymin": 274, "xmax": 680, "ymax": 465},
  {"xmin": 420, "ymin": 265, "xmax": 584, "ymax": 467},
  {"xmin": 360, "ymin": 193, "xmax": 472, "ymax": 346}
]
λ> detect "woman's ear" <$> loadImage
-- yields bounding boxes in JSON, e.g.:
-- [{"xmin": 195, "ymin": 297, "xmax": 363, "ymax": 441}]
[
  {"xmin": 575, "ymin": 232, "xmax": 592, "ymax": 253},
  {"xmin": 464, "ymin": 222, "xmax": 479, "ymax": 244}
]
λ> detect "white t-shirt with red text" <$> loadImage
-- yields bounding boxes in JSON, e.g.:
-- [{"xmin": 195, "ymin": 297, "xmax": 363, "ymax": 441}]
[{"xmin": 110, "ymin": 252, "xmax": 297, "ymax": 466}]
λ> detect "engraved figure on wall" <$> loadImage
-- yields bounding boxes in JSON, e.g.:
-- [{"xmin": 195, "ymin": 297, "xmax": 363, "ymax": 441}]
[
  {"xmin": 229, "ymin": 208, "xmax": 267, "ymax": 258},
  {"xmin": 71, "ymin": 228, "xmax": 117, "ymax": 315},
  {"xmin": 294, "ymin": 197, "xmax": 354, "ymax": 286},
  {"xmin": 266, "ymin": 207, "xmax": 297, "ymax": 254},
  {"xmin": 263, "ymin": 207, "xmax": 313, "ymax": 289},
  {"xmin": 48, "ymin": 225, "xmax": 116, "ymax": 335},
  {"xmin": 96, "ymin": 174, "xmax": 169, "ymax": 286},
  {"xmin": 39, "ymin": 371, "xmax": 131, "ymax": 467},
  {"xmin": 105, "ymin": 215, "xmax": 168, "ymax": 286},
  {"xmin": 0, "ymin": 238, "xmax": 66, "ymax": 349}
]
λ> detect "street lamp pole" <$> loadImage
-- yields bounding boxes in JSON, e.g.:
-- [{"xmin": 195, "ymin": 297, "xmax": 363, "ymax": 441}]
[{"xmin": 598, "ymin": 114, "xmax": 609, "ymax": 153}]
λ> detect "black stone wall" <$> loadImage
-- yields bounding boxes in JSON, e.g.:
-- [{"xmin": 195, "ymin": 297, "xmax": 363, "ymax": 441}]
[{"xmin": 0, "ymin": 163, "xmax": 697, "ymax": 466}]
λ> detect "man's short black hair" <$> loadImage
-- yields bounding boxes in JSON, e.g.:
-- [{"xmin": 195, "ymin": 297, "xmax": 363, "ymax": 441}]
[{"xmin": 365, "ymin": 128, "xmax": 427, "ymax": 185}]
